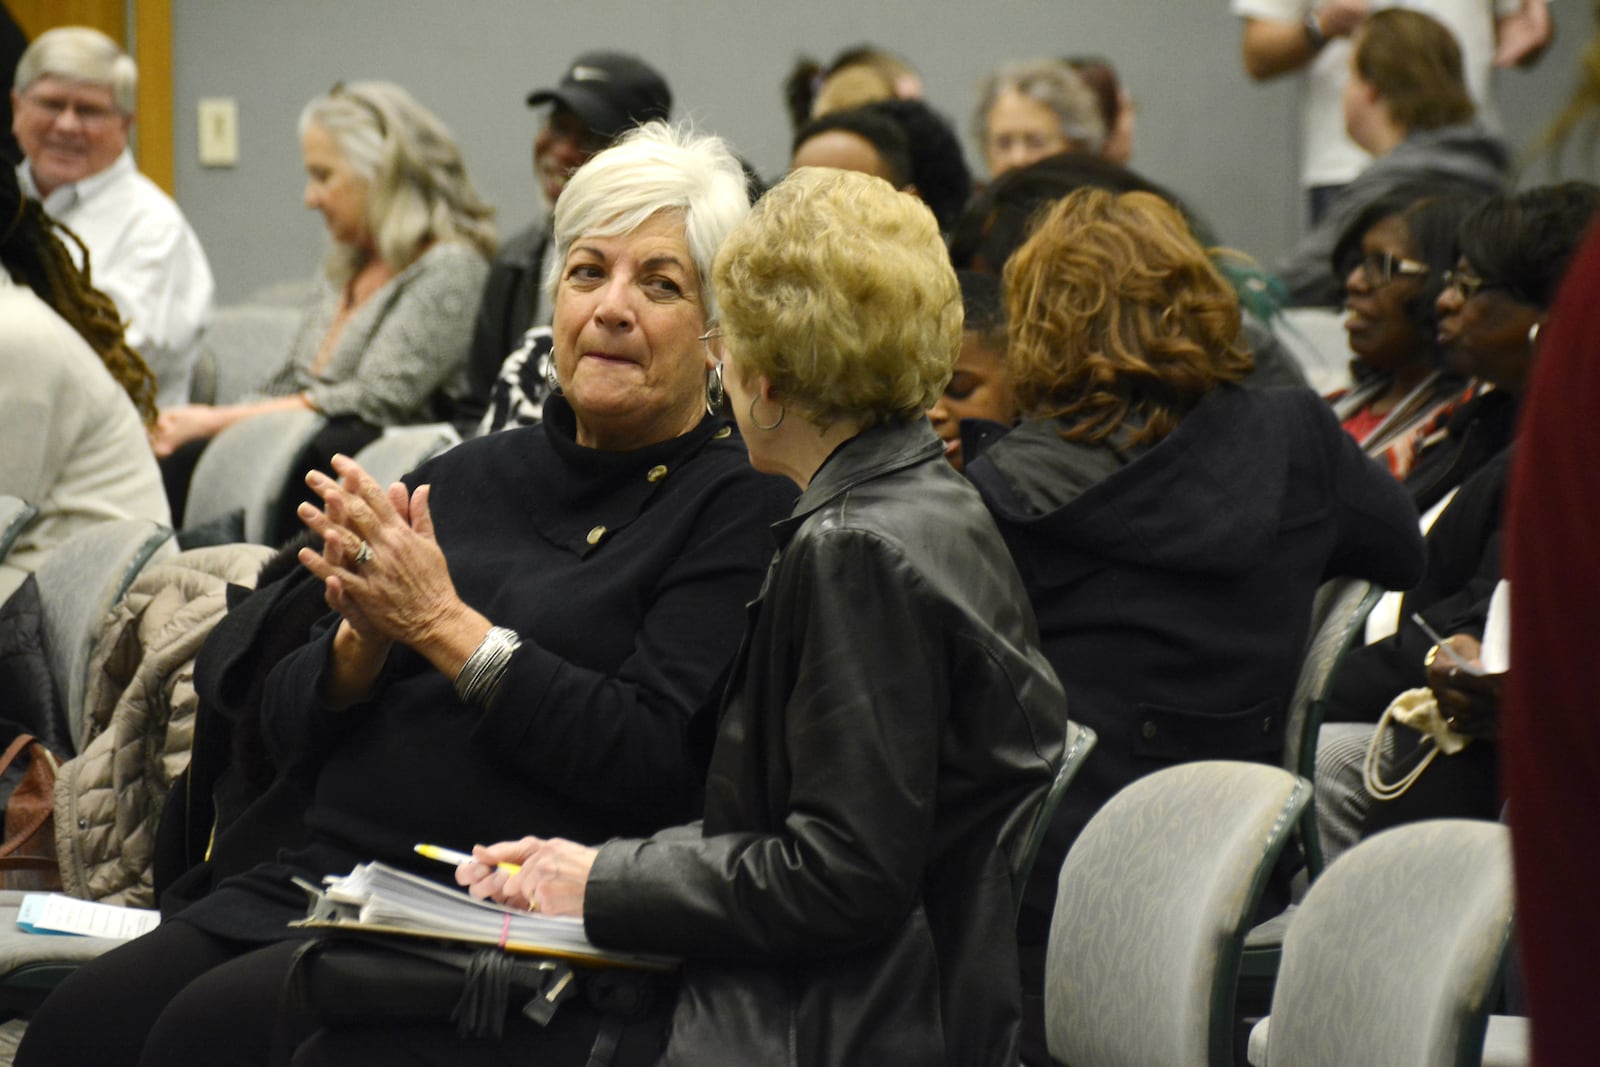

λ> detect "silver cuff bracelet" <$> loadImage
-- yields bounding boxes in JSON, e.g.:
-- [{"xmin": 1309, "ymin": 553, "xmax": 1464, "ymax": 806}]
[{"xmin": 455, "ymin": 625, "xmax": 522, "ymax": 709}]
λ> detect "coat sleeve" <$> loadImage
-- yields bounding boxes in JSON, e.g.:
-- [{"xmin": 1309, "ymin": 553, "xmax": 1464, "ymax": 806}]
[
  {"xmin": 1310, "ymin": 394, "xmax": 1427, "ymax": 591},
  {"xmin": 259, "ymin": 461, "xmax": 788, "ymax": 816},
  {"xmin": 300, "ymin": 246, "xmax": 489, "ymax": 425},
  {"xmin": 465, "ymin": 473, "xmax": 789, "ymax": 815},
  {"xmin": 257, "ymin": 613, "xmax": 380, "ymax": 776},
  {"xmin": 584, "ymin": 528, "xmax": 948, "ymax": 962}
]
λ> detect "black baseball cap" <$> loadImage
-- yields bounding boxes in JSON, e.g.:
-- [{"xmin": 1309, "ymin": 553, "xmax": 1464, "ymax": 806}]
[{"xmin": 525, "ymin": 52, "xmax": 673, "ymax": 141}]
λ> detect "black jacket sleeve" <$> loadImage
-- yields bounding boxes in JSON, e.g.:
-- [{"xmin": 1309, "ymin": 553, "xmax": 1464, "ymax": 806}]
[{"xmin": 585, "ymin": 529, "xmax": 946, "ymax": 961}]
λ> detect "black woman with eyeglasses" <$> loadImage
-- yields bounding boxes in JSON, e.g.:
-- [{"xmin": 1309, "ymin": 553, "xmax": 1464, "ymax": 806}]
[
  {"xmin": 1396, "ymin": 183, "xmax": 1600, "ymax": 512},
  {"xmin": 1314, "ymin": 182, "xmax": 1600, "ymax": 867},
  {"xmin": 1328, "ymin": 187, "xmax": 1484, "ymax": 480},
  {"xmin": 1275, "ymin": 9, "xmax": 1512, "ymax": 308}
]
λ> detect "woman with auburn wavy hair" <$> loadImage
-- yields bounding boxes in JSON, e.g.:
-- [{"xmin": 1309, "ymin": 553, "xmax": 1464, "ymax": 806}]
[{"xmin": 964, "ymin": 186, "xmax": 1426, "ymax": 1065}]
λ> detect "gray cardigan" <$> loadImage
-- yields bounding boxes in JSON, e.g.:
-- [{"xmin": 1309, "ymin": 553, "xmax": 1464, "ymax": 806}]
[{"xmin": 255, "ymin": 241, "xmax": 489, "ymax": 425}]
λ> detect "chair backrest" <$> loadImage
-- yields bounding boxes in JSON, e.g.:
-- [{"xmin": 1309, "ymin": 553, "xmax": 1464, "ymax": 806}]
[
  {"xmin": 351, "ymin": 423, "xmax": 462, "ymax": 490},
  {"xmin": 184, "ymin": 407, "xmax": 328, "ymax": 546},
  {"xmin": 33, "ymin": 519, "xmax": 175, "ymax": 752},
  {"xmin": 0, "ymin": 496, "xmax": 37, "ymax": 561},
  {"xmin": 1012, "ymin": 721, "xmax": 1096, "ymax": 912},
  {"xmin": 1285, "ymin": 577, "xmax": 1381, "ymax": 876},
  {"xmin": 1274, "ymin": 307, "xmax": 1354, "ymax": 395},
  {"xmin": 1046, "ymin": 760, "xmax": 1311, "ymax": 1067},
  {"xmin": 189, "ymin": 303, "xmax": 304, "ymax": 406},
  {"xmin": 1265, "ymin": 820, "xmax": 1513, "ymax": 1067}
]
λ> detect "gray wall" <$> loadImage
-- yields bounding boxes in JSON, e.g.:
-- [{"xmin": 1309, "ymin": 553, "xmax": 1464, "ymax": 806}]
[{"xmin": 171, "ymin": 0, "xmax": 1590, "ymax": 303}]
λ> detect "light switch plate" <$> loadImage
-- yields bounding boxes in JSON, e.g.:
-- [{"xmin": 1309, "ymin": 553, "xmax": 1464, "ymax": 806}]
[{"xmin": 198, "ymin": 98, "xmax": 238, "ymax": 167}]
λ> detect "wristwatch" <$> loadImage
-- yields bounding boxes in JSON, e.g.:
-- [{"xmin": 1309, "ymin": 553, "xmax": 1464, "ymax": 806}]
[{"xmin": 1304, "ymin": 9, "xmax": 1327, "ymax": 48}]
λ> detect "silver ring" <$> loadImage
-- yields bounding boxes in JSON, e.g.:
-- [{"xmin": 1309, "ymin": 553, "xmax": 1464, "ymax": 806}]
[{"xmin": 353, "ymin": 540, "xmax": 374, "ymax": 567}]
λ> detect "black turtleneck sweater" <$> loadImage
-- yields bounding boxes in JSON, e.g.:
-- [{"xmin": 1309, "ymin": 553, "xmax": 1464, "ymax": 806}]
[{"xmin": 178, "ymin": 397, "xmax": 794, "ymax": 940}]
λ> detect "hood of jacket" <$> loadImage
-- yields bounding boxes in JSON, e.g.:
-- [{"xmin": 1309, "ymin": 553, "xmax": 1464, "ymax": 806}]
[
  {"xmin": 1377, "ymin": 121, "xmax": 1512, "ymax": 190},
  {"xmin": 967, "ymin": 385, "xmax": 1290, "ymax": 576}
]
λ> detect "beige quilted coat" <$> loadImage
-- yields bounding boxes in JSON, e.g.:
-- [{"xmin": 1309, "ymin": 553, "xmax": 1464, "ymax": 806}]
[{"xmin": 53, "ymin": 543, "xmax": 275, "ymax": 905}]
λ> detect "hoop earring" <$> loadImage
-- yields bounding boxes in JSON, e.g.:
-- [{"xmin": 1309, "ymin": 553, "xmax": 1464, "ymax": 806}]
[
  {"xmin": 706, "ymin": 363, "xmax": 725, "ymax": 416},
  {"xmin": 544, "ymin": 357, "xmax": 563, "ymax": 397},
  {"xmin": 748, "ymin": 394, "xmax": 785, "ymax": 432},
  {"xmin": 1528, "ymin": 322, "xmax": 1541, "ymax": 349}
]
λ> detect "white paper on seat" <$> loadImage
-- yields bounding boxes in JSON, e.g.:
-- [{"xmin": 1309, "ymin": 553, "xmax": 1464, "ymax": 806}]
[{"xmin": 15, "ymin": 894, "xmax": 160, "ymax": 940}]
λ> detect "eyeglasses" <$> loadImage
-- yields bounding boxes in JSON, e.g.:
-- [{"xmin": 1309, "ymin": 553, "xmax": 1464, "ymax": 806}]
[
  {"xmin": 698, "ymin": 327, "xmax": 724, "ymax": 365},
  {"xmin": 1441, "ymin": 268, "xmax": 1507, "ymax": 301},
  {"xmin": 1356, "ymin": 251, "xmax": 1430, "ymax": 288},
  {"xmin": 21, "ymin": 91, "xmax": 120, "ymax": 129}
]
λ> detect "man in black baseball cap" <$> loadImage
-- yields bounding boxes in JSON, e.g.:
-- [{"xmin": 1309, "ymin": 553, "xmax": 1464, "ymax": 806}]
[
  {"xmin": 526, "ymin": 51, "xmax": 672, "ymax": 140},
  {"xmin": 454, "ymin": 51, "xmax": 673, "ymax": 432}
]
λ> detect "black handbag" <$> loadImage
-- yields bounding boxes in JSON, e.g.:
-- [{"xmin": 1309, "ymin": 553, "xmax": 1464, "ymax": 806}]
[{"xmin": 284, "ymin": 932, "xmax": 670, "ymax": 1064}]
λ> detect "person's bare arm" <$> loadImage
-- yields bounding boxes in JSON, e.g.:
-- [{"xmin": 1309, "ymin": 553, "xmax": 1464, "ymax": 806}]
[
  {"xmin": 1495, "ymin": 0, "xmax": 1553, "ymax": 68},
  {"xmin": 151, "ymin": 393, "xmax": 314, "ymax": 458},
  {"xmin": 1241, "ymin": 1, "xmax": 1371, "ymax": 81}
]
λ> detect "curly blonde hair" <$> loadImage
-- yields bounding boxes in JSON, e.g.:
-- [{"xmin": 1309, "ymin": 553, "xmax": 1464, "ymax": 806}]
[
  {"xmin": 713, "ymin": 167, "xmax": 960, "ymax": 429},
  {"xmin": 1004, "ymin": 188, "xmax": 1251, "ymax": 445}
]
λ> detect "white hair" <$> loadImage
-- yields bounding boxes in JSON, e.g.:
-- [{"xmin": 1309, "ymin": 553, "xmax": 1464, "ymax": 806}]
[
  {"xmin": 14, "ymin": 26, "xmax": 137, "ymax": 115},
  {"xmin": 547, "ymin": 121, "xmax": 751, "ymax": 324},
  {"xmin": 299, "ymin": 80, "xmax": 497, "ymax": 283},
  {"xmin": 974, "ymin": 59, "xmax": 1106, "ymax": 155}
]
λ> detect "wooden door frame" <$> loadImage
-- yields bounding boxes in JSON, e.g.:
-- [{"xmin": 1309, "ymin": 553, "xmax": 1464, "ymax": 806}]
[{"xmin": 130, "ymin": 0, "xmax": 172, "ymax": 192}]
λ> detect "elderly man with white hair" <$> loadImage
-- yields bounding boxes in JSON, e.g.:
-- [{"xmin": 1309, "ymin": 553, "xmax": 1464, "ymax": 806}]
[{"xmin": 11, "ymin": 25, "xmax": 213, "ymax": 409}]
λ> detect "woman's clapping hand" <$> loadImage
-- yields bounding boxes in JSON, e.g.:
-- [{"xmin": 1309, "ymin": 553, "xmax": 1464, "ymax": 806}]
[{"xmin": 296, "ymin": 453, "xmax": 468, "ymax": 648}]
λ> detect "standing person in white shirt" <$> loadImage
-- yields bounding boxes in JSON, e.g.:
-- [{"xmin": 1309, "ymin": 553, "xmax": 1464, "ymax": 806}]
[
  {"xmin": 1233, "ymin": 0, "xmax": 1552, "ymax": 225},
  {"xmin": 11, "ymin": 25, "xmax": 214, "ymax": 410}
]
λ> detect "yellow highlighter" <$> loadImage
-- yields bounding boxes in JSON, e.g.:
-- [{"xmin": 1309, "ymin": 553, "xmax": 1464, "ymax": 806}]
[{"xmin": 413, "ymin": 843, "xmax": 522, "ymax": 874}]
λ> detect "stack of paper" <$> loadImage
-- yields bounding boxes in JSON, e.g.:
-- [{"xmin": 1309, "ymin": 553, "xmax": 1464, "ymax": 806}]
[{"xmin": 301, "ymin": 862, "xmax": 675, "ymax": 970}]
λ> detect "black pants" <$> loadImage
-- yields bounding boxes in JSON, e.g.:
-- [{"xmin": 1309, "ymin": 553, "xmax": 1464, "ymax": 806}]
[
  {"xmin": 291, "ymin": 1012, "xmax": 669, "ymax": 1067},
  {"xmin": 18, "ymin": 920, "xmax": 670, "ymax": 1067},
  {"xmin": 15, "ymin": 921, "xmax": 305, "ymax": 1067}
]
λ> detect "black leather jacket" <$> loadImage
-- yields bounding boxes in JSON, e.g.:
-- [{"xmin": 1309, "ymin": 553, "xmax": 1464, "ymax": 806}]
[{"xmin": 586, "ymin": 419, "xmax": 1067, "ymax": 1066}]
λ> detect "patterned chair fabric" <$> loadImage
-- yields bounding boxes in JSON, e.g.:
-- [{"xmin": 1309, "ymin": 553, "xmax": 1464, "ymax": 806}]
[
  {"xmin": 1012, "ymin": 721, "xmax": 1096, "ymax": 912},
  {"xmin": 183, "ymin": 407, "xmax": 328, "ymax": 546},
  {"xmin": 1256, "ymin": 819, "xmax": 1513, "ymax": 1067},
  {"xmin": 0, "ymin": 496, "xmax": 36, "ymax": 562},
  {"xmin": 1045, "ymin": 760, "xmax": 1310, "ymax": 1067},
  {"xmin": 187, "ymin": 304, "xmax": 303, "ymax": 406},
  {"xmin": 33, "ymin": 519, "xmax": 175, "ymax": 752},
  {"xmin": 350, "ymin": 423, "xmax": 462, "ymax": 490},
  {"xmin": 1240, "ymin": 577, "xmax": 1383, "ymax": 984}
]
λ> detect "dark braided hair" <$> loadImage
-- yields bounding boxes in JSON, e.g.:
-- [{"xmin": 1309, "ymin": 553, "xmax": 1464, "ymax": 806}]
[{"xmin": 1, "ymin": 171, "xmax": 158, "ymax": 426}]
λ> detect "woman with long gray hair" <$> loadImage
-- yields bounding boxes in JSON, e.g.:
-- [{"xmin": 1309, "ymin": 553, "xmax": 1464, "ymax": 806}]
[{"xmin": 153, "ymin": 81, "xmax": 495, "ymax": 527}]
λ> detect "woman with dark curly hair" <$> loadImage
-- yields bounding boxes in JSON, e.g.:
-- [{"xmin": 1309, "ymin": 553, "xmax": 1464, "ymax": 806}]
[
  {"xmin": 962, "ymin": 186, "xmax": 1425, "ymax": 1065},
  {"xmin": 0, "ymin": 161, "xmax": 168, "ymax": 602}
]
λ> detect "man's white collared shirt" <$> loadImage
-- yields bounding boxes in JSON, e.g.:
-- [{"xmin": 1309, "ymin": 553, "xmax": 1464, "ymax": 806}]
[{"xmin": 18, "ymin": 151, "xmax": 215, "ymax": 410}]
